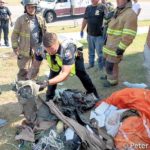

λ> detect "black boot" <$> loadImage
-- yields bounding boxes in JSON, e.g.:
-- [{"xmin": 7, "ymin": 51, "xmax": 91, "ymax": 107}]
[
  {"xmin": 5, "ymin": 42, "xmax": 9, "ymax": 47},
  {"xmin": 100, "ymin": 75, "xmax": 107, "ymax": 80}
]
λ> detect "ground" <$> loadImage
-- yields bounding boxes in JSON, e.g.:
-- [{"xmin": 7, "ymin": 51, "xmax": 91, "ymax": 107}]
[
  {"xmin": 0, "ymin": 32, "xmax": 148, "ymax": 150},
  {"xmin": 0, "ymin": 1, "xmax": 149, "ymax": 149}
]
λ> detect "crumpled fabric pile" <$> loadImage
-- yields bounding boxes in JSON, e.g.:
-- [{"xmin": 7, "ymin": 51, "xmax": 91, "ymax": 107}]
[{"xmin": 15, "ymin": 80, "xmax": 114, "ymax": 150}]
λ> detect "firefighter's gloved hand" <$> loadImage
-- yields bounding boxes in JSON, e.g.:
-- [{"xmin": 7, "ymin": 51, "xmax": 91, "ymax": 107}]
[
  {"xmin": 80, "ymin": 31, "xmax": 84, "ymax": 38},
  {"xmin": 39, "ymin": 80, "xmax": 49, "ymax": 91},
  {"xmin": 116, "ymin": 48, "xmax": 124, "ymax": 56}
]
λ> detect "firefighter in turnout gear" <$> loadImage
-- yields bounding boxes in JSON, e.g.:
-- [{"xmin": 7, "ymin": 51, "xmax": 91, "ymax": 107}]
[
  {"xmin": 35, "ymin": 32, "xmax": 99, "ymax": 101},
  {"xmin": 0, "ymin": 0, "xmax": 13, "ymax": 46},
  {"xmin": 102, "ymin": 0, "xmax": 137, "ymax": 87},
  {"xmin": 11, "ymin": 0, "xmax": 46, "ymax": 81}
]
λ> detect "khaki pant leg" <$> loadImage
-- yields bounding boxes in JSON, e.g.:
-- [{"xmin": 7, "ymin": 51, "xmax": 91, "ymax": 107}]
[
  {"xmin": 27, "ymin": 58, "xmax": 42, "ymax": 79},
  {"xmin": 17, "ymin": 55, "xmax": 32, "ymax": 81}
]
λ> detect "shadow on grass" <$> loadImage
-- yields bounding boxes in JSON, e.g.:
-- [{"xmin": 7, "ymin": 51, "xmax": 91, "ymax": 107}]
[
  {"xmin": 0, "ymin": 83, "xmax": 14, "ymax": 93},
  {"xmin": 0, "ymin": 102, "xmax": 23, "ymax": 150}
]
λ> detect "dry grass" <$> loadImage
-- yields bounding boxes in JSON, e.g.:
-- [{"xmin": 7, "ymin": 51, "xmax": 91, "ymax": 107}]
[
  {"xmin": 4, "ymin": 0, "xmax": 20, "ymax": 5},
  {"xmin": 0, "ymin": 0, "xmax": 149, "ymax": 148},
  {"xmin": 0, "ymin": 31, "xmax": 148, "ymax": 150},
  {"xmin": 138, "ymin": 20, "xmax": 150, "ymax": 27},
  {"xmin": 46, "ymin": 19, "xmax": 150, "ymax": 34}
]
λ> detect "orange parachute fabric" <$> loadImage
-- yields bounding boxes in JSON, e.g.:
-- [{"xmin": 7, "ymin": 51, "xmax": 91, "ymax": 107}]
[
  {"xmin": 96, "ymin": 88, "xmax": 150, "ymax": 150},
  {"xmin": 115, "ymin": 115, "xmax": 150, "ymax": 150},
  {"xmin": 97, "ymin": 88, "xmax": 150, "ymax": 121}
]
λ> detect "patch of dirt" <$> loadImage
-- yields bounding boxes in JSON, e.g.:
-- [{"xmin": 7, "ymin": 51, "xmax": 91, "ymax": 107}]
[{"xmin": 0, "ymin": 52, "xmax": 16, "ymax": 59}]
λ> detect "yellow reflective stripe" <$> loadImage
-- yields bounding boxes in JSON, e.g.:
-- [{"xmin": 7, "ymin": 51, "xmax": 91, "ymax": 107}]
[
  {"xmin": 12, "ymin": 42, "xmax": 18, "ymax": 47},
  {"xmin": 56, "ymin": 55, "xmax": 63, "ymax": 67},
  {"xmin": 13, "ymin": 29, "xmax": 19, "ymax": 34},
  {"xmin": 118, "ymin": 42, "xmax": 127, "ymax": 50},
  {"xmin": 103, "ymin": 47, "xmax": 117, "ymax": 57},
  {"xmin": 123, "ymin": 29, "xmax": 136, "ymax": 36},
  {"xmin": 13, "ymin": 29, "xmax": 30, "ymax": 38},
  {"xmin": 70, "ymin": 64, "xmax": 76, "ymax": 76},
  {"xmin": 107, "ymin": 28, "xmax": 122, "ymax": 36},
  {"xmin": 20, "ymin": 51, "xmax": 30, "ymax": 57},
  {"xmin": 107, "ymin": 79, "xmax": 118, "ymax": 84},
  {"xmin": 20, "ymin": 32, "xmax": 30, "ymax": 38}
]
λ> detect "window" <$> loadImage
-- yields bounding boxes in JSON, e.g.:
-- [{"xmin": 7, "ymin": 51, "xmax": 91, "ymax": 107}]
[
  {"xmin": 57, "ymin": 0, "xmax": 68, "ymax": 3},
  {"xmin": 46, "ymin": 0, "xmax": 55, "ymax": 2}
]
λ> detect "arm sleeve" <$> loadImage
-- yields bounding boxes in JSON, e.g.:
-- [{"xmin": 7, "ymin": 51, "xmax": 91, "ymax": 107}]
[
  {"xmin": 118, "ymin": 12, "xmax": 137, "ymax": 50},
  {"xmin": 6, "ymin": 7, "xmax": 11, "ymax": 16},
  {"xmin": 137, "ymin": 3, "xmax": 141, "ymax": 9},
  {"xmin": 63, "ymin": 44, "xmax": 76, "ymax": 65},
  {"xmin": 11, "ymin": 18, "xmax": 20, "ymax": 49},
  {"xmin": 84, "ymin": 6, "xmax": 89, "ymax": 19},
  {"xmin": 42, "ymin": 17, "xmax": 47, "ymax": 33}
]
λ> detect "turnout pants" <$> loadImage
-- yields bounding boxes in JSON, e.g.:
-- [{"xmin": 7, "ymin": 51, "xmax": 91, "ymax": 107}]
[
  {"xmin": 46, "ymin": 54, "xmax": 99, "ymax": 100},
  {"xmin": 104, "ymin": 55, "xmax": 122, "ymax": 85},
  {"xmin": 17, "ymin": 55, "xmax": 41, "ymax": 81}
]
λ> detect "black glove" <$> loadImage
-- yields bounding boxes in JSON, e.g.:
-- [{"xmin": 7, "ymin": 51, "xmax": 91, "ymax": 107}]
[
  {"xmin": 39, "ymin": 80, "xmax": 49, "ymax": 91},
  {"xmin": 116, "ymin": 48, "xmax": 124, "ymax": 56}
]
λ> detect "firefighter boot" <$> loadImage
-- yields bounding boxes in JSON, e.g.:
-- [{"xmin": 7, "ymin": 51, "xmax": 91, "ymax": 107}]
[{"xmin": 103, "ymin": 80, "xmax": 118, "ymax": 88}]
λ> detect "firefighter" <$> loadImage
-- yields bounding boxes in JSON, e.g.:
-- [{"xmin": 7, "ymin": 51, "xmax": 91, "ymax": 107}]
[
  {"xmin": 0, "ymin": 0, "xmax": 13, "ymax": 46},
  {"xmin": 102, "ymin": 0, "xmax": 137, "ymax": 87},
  {"xmin": 11, "ymin": 0, "xmax": 46, "ymax": 81},
  {"xmin": 36, "ymin": 32, "xmax": 99, "ymax": 101}
]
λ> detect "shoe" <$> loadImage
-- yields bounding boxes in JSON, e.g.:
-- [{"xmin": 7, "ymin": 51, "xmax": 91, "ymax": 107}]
[
  {"xmin": 46, "ymin": 96, "xmax": 54, "ymax": 102},
  {"xmin": 100, "ymin": 75, "xmax": 107, "ymax": 80},
  {"xmin": 103, "ymin": 80, "xmax": 118, "ymax": 88},
  {"xmin": 98, "ymin": 65, "xmax": 104, "ymax": 71},
  {"xmin": 86, "ymin": 64, "xmax": 94, "ymax": 69},
  {"xmin": 5, "ymin": 43, "xmax": 9, "ymax": 47}
]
